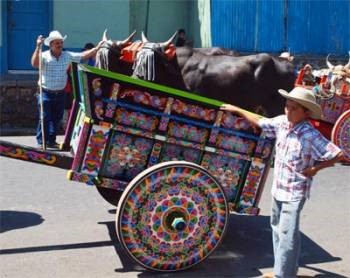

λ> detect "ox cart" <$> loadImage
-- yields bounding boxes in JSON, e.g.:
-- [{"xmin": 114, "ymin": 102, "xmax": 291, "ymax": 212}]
[
  {"xmin": 295, "ymin": 69, "xmax": 350, "ymax": 163},
  {"xmin": 0, "ymin": 63, "xmax": 275, "ymax": 271}
]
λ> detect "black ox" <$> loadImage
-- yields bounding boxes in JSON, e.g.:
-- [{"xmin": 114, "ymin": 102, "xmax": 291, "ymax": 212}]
[
  {"xmin": 97, "ymin": 31, "xmax": 295, "ymax": 117},
  {"xmin": 95, "ymin": 30, "xmax": 137, "ymax": 75}
]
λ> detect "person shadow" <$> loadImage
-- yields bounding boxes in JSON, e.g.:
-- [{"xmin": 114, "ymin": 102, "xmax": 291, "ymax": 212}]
[
  {"xmin": 0, "ymin": 210, "xmax": 44, "ymax": 233},
  {"xmin": 101, "ymin": 212, "xmax": 344, "ymax": 277}
]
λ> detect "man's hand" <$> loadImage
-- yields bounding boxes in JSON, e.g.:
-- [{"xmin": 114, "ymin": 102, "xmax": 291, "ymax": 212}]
[
  {"xmin": 96, "ymin": 40, "xmax": 105, "ymax": 49},
  {"xmin": 36, "ymin": 35, "xmax": 44, "ymax": 48}
]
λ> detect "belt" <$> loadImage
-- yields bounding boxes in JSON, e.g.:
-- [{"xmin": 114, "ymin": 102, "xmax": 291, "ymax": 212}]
[{"xmin": 42, "ymin": 88, "xmax": 65, "ymax": 94}]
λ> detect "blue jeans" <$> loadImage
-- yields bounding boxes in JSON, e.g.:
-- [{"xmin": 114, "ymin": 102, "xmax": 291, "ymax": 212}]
[
  {"xmin": 36, "ymin": 90, "xmax": 65, "ymax": 145},
  {"xmin": 271, "ymin": 197, "xmax": 306, "ymax": 278}
]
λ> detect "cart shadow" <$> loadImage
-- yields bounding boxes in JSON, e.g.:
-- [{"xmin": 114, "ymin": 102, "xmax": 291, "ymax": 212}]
[
  {"xmin": 0, "ymin": 210, "xmax": 44, "ymax": 233},
  {"xmin": 101, "ymin": 213, "xmax": 344, "ymax": 277}
]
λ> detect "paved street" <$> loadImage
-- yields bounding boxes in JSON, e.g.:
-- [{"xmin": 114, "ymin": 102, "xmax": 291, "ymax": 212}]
[{"xmin": 1, "ymin": 136, "xmax": 349, "ymax": 278}]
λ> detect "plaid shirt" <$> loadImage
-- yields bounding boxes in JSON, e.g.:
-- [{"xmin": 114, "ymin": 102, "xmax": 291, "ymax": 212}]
[
  {"xmin": 259, "ymin": 115, "xmax": 341, "ymax": 201},
  {"xmin": 40, "ymin": 50, "xmax": 82, "ymax": 90}
]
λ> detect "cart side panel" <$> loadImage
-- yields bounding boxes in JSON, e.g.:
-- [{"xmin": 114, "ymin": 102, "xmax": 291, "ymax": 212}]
[{"xmin": 69, "ymin": 65, "xmax": 275, "ymax": 214}]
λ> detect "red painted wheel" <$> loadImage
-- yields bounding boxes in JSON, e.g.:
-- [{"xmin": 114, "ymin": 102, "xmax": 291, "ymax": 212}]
[{"xmin": 331, "ymin": 110, "xmax": 350, "ymax": 163}]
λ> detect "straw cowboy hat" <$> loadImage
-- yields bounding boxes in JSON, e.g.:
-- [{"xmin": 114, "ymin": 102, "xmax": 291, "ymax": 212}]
[
  {"xmin": 44, "ymin": 30, "xmax": 67, "ymax": 46},
  {"xmin": 278, "ymin": 87, "xmax": 322, "ymax": 119},
  {"xmin": 279, "ymin": 52, "xmax": 294, "ymax": 62}
]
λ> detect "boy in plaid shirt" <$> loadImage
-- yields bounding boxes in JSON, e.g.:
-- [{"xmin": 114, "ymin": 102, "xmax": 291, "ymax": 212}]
[{"xmin": 221, "ymin": 87, "xmax": 344, "ymax": 278}]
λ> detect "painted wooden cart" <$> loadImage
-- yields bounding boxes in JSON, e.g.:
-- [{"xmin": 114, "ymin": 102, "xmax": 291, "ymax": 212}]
[
  {"xmin": 295, "ymin": 69, "xmax": 350, "ymax": 162},
  {"xmin": 0, "ymin": 63, "xmax": 275, "ymax": 272}
]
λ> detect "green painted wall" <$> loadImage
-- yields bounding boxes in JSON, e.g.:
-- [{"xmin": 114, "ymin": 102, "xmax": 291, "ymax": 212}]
[
  {"xmin": 130, "ymin": 0, "xmax": 192, "ymax": 44},
  {"xmin": 53, "ymin": 0, "xmax": 130, "ymax": 48}
]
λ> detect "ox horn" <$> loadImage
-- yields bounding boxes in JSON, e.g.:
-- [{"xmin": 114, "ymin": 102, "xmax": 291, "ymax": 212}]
[
  {"xmin": 326, "ymin": 54, "xmax": 335, "ymax": 69},
  {"xmin": 344, "ymin": 51, "xmax": 350, "ymax": 69},
  {"xmin": 102, "ymin": 29, "xmax": 108, "ymax": 41},
  {"xmin": 141, "ymin": 31, "xmax": 149, "ymax": 43},
  {"xmin": 119, "ymin": 30, "xmax": 137, "ymax": 46},
  {"xmin": 159, "ymin": 31, "xmax": 178, "ymax": 49}
]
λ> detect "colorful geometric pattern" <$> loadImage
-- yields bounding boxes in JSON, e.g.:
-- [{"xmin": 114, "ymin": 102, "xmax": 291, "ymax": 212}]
[
  {"xmin": 68, "ymin": 170, "xmax": 95, "ymax": 185},
  {"xmin": 216, "ymin": 133, "xmax": 256, "ymax": 155},
  {"xmin": 97, "ymin": 178, "xmax": 128, "ymax": 191},
  {"xmin": 69, "ymin": 107, "xmax": 85, "ymax": 154},
  {"xmin": 81, "ymin": 125, "xmax": 109, "ymax": 175},
  {"xmin": 237, "ymin": 159, "xmax": 265, "ymax": 214},
  {"xmin": 159, "ymin": 97, "xmax": 174, "ymax": 131},
  {"xmin": 171, "ymin": 99, "xmax": 216, "ymax": 122},
  {"xmin": 319, "ymin": 95, "xmax": 347, "ymax": 124},
  {"xmin": 167, "ymin": 122, "xmax": 209, "ymax": 143},
  {"xmin": 120, "ymin": 89, "xmax": 168, "ymax": 110},
  {"xmin": 116, "ymin": 162, "xmax": 228, "ymax": 271},
  {"xmin": 0, "ymin": 145, "xmax": 57, "ymax": 165},
  {"xmin": 71, "ymin": 115, "xmax": 90, "ymax": 171},
  {"xmin": 115, "ymin": 108, "xmax": 159, "ymax": 131},
  {"xmin": 332, "ymin": 110, "xmax": 350, "ymax": 162},
  {"xmin": 102, "ymin": 132, "xmax": 153, "ymax": 179},
  {"xmin": 160, "ymin": 143, "xmax": 201, "ymax": 164},
  {"xmin": 201, "ymin": 153, "xmax": 247, "ymax": 202},
  {"xmin": 147, "ymin": 142, "xmax": 162, "ymax": 167}
]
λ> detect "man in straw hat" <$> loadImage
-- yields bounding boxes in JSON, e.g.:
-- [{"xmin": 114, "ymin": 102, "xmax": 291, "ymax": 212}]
[
  {"xmin": 221, "ymin": 87, "xmax": 344, "ymax": 278},
  {"xmin": 31, "ymin": 30, "xmax": 104, "ymax": 149}
]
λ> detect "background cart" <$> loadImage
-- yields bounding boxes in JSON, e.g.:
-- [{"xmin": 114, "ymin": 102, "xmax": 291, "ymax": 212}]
[{"xmin": 295, "ymin": 69, "xmax": 350, "ymax": 163}]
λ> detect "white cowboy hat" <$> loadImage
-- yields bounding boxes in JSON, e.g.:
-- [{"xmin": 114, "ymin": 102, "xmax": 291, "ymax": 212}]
[
  {"xmin": 278, "ymin": 87, "xmax": 322, "ymax": 119},
  {"xmin": 44, "ymin": 30, "xmax": 67, "ymax": 46},
  {"xmin": 279, "ymin": 52, "xmax": 294, "ymax": 62}
]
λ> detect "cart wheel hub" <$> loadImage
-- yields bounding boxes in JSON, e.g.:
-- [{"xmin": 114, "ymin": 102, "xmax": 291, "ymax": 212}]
[
  {"xmin": 171, "ymin": 217, "xmax": 186, "ymax": 231},
  {"xmin": 164, "ymin": 208, "xmax": 188, "ymax": 232}
]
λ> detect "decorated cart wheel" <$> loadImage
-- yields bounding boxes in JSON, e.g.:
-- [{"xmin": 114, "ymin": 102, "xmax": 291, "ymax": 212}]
[
  {"xmin": 95, "ymin": 186, "xmax": 123, "ymax": 206},
  {"xmin": 116, "ymin": 161, "xmax": 229, "ymax": 272},
  {"xmin": 331, "ymin": 109, "xmax": 350, "ymax": 163}
]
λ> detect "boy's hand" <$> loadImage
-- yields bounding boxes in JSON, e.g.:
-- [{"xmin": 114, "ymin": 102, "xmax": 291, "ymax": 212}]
[
  {"xmin": 301, "ymin": 167, "xmax": 318, "ymax": 177},
  {"xmin": 220, "ymin": 104, "xmax": 239, "ymax": 112}
]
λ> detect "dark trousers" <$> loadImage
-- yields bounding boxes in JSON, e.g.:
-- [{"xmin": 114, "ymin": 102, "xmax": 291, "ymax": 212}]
[{"xmin": 36, "ymin": 90, "xmax": 65, "ymax": 145}]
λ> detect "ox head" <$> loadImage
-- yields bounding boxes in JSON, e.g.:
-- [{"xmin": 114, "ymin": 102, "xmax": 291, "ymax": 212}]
[
  {"xmin": 132, "ymin": 31, "xmax": 184, "ymax": 88},
  {"xmin": 325, "ymin": 52, "xmax": 350, "ymax": 96},
  {"xmin": 95, "ymin": 29, "xmax": 136, "ymax": 75},
  {"xmin": 326, "ymin": 52, "xmax": 350, "ymax": 71},
  {"xmin": 140, "ymin": 31, "xmax": 178, "ymax": 51}
]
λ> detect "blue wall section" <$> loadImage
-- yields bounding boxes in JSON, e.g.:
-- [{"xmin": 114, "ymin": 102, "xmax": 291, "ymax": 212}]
[
  {"xmin": 211, "ymin": 0, "xmax": 257, "ymax": 51},
  {"xmin": 255, "ymin": 1, "xmax": 285, "ymax": 52},
  {"xmin": 211, "ymin": 0, "xmax": 349, "ymax": 55},
  {"xmin": 287, "ymin": 0, "xmax": 349, "ymax": 55}
]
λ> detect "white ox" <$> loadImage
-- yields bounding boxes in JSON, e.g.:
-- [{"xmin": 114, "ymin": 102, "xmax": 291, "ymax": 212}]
[{"xmin": 312, "ymin": 52, "xmax": 350, "ymax": 98}]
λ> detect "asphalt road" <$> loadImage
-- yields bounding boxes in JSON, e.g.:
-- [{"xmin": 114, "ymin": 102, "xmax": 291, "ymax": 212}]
[{"xmin": 1, "ymin": 136, "xmax": 349, "ymax": 278}]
